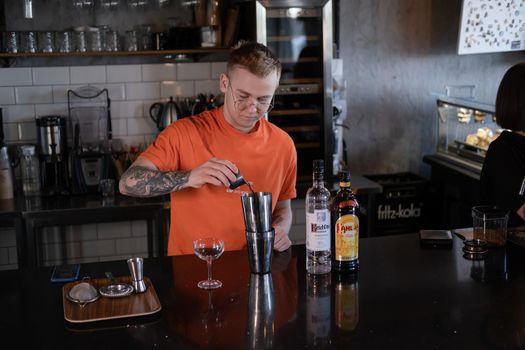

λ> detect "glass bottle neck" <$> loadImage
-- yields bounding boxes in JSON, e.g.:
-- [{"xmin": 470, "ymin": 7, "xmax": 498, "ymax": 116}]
[{"xmin": 313, "ymin": 173, "xmax": 324, "ymax": 186}]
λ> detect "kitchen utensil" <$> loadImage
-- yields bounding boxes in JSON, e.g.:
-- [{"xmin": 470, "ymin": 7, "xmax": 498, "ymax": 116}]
[
  {"xmin": 99, "ymin": 272, "xmax": 134, "ymax": 298},
  {"xmin": 66, "ymin": 277, "xmax": 99, "ymax": 307},
  {"xmin": 462, "ymin": 239, "xmax": 488, "ymax": 260},
  {"xmin": 241, "ymin": 192, "xmax": 272, "ymax": 233},
  {"xmin": 245, "ymin": 229, "xmax": 275, "ymax": 274},
  {"xmin": 241, "ymin": 192, "xmax": 274, "ymax": 274},
  {"xmin": 36, "ymin": 115, "xmax": 69, "ymax": 196},
  {"xmin": 149, "ymin": 96, "xmax": 181, "ymax": 132},
  {"xmin": 68, "ymin": 86, "xmax": 114, "ymax": 194},
  {"xmin": 127, "ymin": 257, "xmax": 147, "ymax": 293}
]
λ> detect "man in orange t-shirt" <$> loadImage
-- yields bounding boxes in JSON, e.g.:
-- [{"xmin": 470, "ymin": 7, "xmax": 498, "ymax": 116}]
[{"xmin": 119, "ymin": 42, "xmax": 297, "ymax": 255}]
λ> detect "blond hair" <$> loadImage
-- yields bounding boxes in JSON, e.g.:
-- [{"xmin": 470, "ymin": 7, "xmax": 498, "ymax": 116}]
[{"xmin": 227, "ymin": 41, "xmax": 281, "ymax": 79}]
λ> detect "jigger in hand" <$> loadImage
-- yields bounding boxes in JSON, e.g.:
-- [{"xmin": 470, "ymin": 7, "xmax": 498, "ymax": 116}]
[{"xmin": 127, "ymin": 257, "xmax": 147, "ymax": 293}]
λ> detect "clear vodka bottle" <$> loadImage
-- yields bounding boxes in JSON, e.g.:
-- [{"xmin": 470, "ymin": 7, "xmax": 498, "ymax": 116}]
[{"xmin": 306, "ymin": 159, "xmax": 331, "ymax": 274}]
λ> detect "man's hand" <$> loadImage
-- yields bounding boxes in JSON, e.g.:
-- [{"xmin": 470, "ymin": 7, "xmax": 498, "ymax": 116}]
[
  {"xmin": 187, "ymin": 157, "xmax": 238, "ymax": 188},
  {"xmin": 272, "ymin": 199, "xmax": 293, "ymax": 252},
  {"xmin": 274, "ymin": 225, "xmax": 292, "ymax": 251}
]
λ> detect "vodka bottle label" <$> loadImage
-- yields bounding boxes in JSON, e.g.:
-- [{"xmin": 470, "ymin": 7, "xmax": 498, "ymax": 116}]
[{"xmin": 306, "ymin": 209, "xmax": 330, "ymax": 251}]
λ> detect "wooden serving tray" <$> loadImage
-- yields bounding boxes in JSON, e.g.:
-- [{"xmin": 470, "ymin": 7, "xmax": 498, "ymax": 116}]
[{"xmin": 63, "ymin": 276, "xmax": 161, "ymax": 323}]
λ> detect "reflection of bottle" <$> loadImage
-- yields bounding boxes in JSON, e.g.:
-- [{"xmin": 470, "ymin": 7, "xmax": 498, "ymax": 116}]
[
  {"xmin": 306, "ymin": 159, "xmax": 331, "ymax": 274},
  {"xmin": 331, "ymin": 170, "xmax": 359, "ymax": 271},
  {"xmin": 306, "ymin": 273, "xmax": 331, "ymax": 347},
  {"xmin": 334, "ymin": 272, "xmax": 359, "ymax": 331}
]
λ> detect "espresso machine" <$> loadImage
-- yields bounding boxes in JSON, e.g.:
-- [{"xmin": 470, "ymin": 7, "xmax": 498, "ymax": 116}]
[{"xmin": 36, "ymin": 115, "xmax": 69, "ymax": 196}]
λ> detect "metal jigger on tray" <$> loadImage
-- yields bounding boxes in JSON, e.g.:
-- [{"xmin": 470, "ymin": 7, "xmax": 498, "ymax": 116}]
[
  {"xmin": 241, "ymin": 192, "xmax": 274, "ymax": 274},
  {"xmin": 127, "ymin": 257, "xmax": 147, "ymax": 293}
]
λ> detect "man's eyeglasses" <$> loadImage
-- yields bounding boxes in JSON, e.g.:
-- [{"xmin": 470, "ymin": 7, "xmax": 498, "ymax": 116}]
[{"xmin": 228, "ymin": 82, "xmax": 274, "ymax": 114}]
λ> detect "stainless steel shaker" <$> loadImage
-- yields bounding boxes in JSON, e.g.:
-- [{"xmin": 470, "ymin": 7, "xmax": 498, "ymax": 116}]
[
  {"xmin": 127, "ymin": 257, "xmax": 147, "ymax": 293},
  {"xmin": 241, "ymin": 192, "xmax": 274, "ymax": 274}
]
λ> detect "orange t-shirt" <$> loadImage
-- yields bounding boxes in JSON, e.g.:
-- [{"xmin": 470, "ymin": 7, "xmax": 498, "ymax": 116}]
[{"xmin": 140, "ymin": 106, "xmax": 297, "ymax": 255}]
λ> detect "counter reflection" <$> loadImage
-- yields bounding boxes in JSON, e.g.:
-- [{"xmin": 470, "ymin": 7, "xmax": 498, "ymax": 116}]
[{"xmin": 167, "ymin": 249, "xmax": 297, "ymax": 349}]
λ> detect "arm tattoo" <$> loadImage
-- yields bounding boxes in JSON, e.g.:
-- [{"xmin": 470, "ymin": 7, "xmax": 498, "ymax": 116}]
[{"xmin": 121, "ymin": 166, "xmax": 190, "ymax": 197}]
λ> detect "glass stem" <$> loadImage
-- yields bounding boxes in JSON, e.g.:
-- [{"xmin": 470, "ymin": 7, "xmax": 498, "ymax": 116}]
[{"xmin": 207, "ymin": 258, "xmax": 213, "ymax": 281}]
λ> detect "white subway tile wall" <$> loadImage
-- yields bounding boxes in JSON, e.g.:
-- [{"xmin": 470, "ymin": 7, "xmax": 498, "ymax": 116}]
[
  {"xmin": 32, "ymin": 67, "xmax": 70, "ymax": 85},
  {"xmin": 0, "ymin": 62, "xmax": 225, "ymax": 147},
  {"xmin": 0, "ymin": 87, "xmax": 15, "ymax": 105},
  {"xmin": 160, "ymin": 81, "xmax": 195, "ymax": 98},
  {"xmin": 70, "ymin": 66, "xmax": 107, "ymax": 84}
]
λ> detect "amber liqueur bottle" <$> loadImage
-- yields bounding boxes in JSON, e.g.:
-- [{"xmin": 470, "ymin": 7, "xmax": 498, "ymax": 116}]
[{"xmin": 331, "ymin": 170, "xmax": 359, "ymax": 271}]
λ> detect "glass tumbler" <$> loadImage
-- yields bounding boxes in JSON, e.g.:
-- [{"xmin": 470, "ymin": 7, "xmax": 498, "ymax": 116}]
[
  {"xmin": 56, "ymin": 31, "xmax": 72, "ymax": 53},
  {"xmin": 472, "ymin": 205, "xmax": 509, "ymax": 247},
  {"xmin": 125, "ymin": 30, "xmax": 138, "ymax": 51},
  {"xmin": 4, "ymin": 31, "xmax": 19, "ymax": 53},
  {"xmin": 105, "ymin": 31, "xmax": 119, "ymax": 51},
  {"xmin": 88, "ymin": 30, "xmax": 102, "ymax": 51},
  {"xmin": 21, "ymin": 31, "xmax": 37, "ymax": 53},
  {"xmin": 74, "ymin": 31, "xmax": 87, "ymax": 52},
  {"xmin": 38, "ymin": 31, "xmax": 55, "ymax": 53},
  {"xmin": 134, "ymin": 24, "xmax": 152, "ymax": 51}
]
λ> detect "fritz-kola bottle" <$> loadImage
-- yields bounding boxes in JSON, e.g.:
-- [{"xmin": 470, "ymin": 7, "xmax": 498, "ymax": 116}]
[
  {"xmin": 306, "ymin": 159, "xmax": 331, "ymax": 274},
  {"xmin": 331, "ymin": 170, "xmax": 359, "ymax": 271}
]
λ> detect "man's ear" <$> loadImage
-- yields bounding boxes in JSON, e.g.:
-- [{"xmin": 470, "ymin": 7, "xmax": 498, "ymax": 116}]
[{"xmin": 219, "ymin": 73, "xmax": 228, "ymax": 94}]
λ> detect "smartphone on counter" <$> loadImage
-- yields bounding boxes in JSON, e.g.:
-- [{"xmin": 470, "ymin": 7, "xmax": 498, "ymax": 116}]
[
  {"xmin": 50, "ymin": 264, "xmax": 80, "ymax": 283},
  {"xmin": 419, "ymin": 230, "xmax": 453, "ymax": 247}
]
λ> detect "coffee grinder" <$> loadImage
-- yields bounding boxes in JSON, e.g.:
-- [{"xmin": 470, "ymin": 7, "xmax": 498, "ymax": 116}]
[{"xmin": 36, "ymin": 115, "xmax": 69, "ymax": 195}]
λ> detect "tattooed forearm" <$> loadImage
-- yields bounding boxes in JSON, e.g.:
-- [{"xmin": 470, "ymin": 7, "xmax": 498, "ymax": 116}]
[{"xmin": 120, "ymin": 166, "xmax": 190, "ymax": 197}]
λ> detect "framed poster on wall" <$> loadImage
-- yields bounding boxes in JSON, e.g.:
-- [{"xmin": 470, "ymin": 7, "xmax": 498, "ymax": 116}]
[{"xmin": 458, "ymin": 0, "xmax": 525, "ymax": 55}]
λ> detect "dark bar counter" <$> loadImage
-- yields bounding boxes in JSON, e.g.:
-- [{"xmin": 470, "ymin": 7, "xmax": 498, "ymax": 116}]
[{"xmin": 1, "ymin": 233, "xmax": 525, "ymax": 349}]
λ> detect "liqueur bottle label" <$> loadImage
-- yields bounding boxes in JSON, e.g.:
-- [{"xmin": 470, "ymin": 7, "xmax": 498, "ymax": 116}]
[
  {"xmin": 306, "ymin": 209, "xmax": 331, "ymax": 251},
  {"xmin": 335, "ymin": 214, "xmax": 359, "ymax": 261}
]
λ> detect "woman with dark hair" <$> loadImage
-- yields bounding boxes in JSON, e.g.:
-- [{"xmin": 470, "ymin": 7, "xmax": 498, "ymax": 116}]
[{"xmin": 480, "ymin": 62, "xmax": 525, "ymax": 226}]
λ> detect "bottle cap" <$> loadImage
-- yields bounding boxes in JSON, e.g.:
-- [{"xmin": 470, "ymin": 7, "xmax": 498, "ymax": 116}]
[{"xmin": 313, "ymin": 159, "xmax": 324, "ymax": 170}]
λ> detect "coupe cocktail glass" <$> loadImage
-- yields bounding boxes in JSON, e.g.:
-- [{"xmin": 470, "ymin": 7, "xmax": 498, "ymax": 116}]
[{"xmin": 193, "ymin": 238, "xmax": 225, "ymax": 289}]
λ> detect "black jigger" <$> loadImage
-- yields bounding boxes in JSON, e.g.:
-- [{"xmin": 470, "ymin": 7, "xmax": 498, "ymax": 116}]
[
  {"xmin": 127, "ymin": 257, "xmax": 147, "ymax": 293},
  {"xmin": 241, "ymin": 192, "xmax": 274, "ymax": 274},
  {"xmin": 229, "ymin": 171, "xmax": 246, "ymax": 190}
]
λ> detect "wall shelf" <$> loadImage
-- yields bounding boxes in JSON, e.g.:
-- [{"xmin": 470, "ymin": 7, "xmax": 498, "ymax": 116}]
[{"xmin": 0, "ymin": 48, "xmax": 231, "ymax": 58}]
